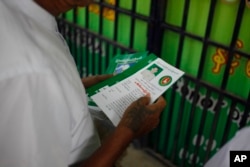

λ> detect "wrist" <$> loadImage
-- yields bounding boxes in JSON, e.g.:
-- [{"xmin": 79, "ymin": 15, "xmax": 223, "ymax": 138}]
[{"xmin": 115, "ymin": 125, "xmax": 135, "ymax": 141}]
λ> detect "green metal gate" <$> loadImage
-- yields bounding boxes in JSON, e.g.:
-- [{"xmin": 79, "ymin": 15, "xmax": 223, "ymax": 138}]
[{"xmin": 57, "ymin": 0, "xmax": 250, "ymax": 166}]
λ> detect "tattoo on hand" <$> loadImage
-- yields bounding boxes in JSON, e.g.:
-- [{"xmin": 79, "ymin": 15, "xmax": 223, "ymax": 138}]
[{"xmin": 123, "ymin": 99, "xmax": 154, "ymax": 132}]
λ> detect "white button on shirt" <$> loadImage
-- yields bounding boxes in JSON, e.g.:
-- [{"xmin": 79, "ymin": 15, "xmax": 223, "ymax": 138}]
[{"xmin": 0, "ymin": 0, "xmax": 100, "ymax": 167}]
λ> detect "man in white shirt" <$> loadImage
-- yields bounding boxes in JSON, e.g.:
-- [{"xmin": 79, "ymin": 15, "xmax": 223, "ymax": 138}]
[{"xmin": 0, "ymin": 0, "xmax": 166, "ymax": 167}]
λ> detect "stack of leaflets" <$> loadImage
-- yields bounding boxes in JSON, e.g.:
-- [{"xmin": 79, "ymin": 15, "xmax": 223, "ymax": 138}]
[{"xmin": 87, "ymin": 52, "xmax": 184, "ymax": 126}]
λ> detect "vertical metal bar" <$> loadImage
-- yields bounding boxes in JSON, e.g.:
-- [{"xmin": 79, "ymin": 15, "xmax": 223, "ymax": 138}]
[
  {"xmin": 93, "ymin": 39, "xmax": 98, "ymax": 75},
  {"xmin": 79, "ymin": 29, "xmax": 84, "ymax": 77},
  {"xmin": 75, "ymin": 28, "xmax": 80, "ymax": 76},
  {"xmin": 97, "ymin": 39, "xmax": 102, "ymax": 74},
  {"xmin": 113, "ymin": 0, "xmax": 119, "ymax": 54},
  {"xmin": 146, "ymin": 0, "xmax": 155, "ymax": 53},
  {"xmin": 171, "ymin": 78, "xmax": 189, "ymax": 163},
  {"xmin": 175, "ymin": 0, "xmax": 190, "ymax": 69},
  {"xmin": 73, "ymin": 8, "xmax": 77, "ymax": 24},
  {"xmin": 92, "ymin": 0, "xmax": 104, "ymax": 75},
  {"xmin": 220, "ymin": 1, "xmax": 245, "ymax": 90},
  {"xmin": 82, "ymin": 31, "xmax": 88, "ymax": 77},
  {"xmin": 105, "ymin": 42, "xmax": 110, "ymax": 71},
  {"xmin": 204, "ymin": 95, "xmax": 224, "ymax": 162},
  {"xmin": 85, "ymin": 5, "xmax": 89, "ymax": 29},
  {"xmin": 181, "ymin": 88, "xmax": 199, "ymax": 167},
  {"xmin": 220, "ymin": 101, "xmax": 237, "ymax": 145},
  {"xmin": 73, "ymin": 25, "xmax": 77, "ymax": 64},
  {"xmin": 175, "ymin": 0, "xmax": 191, "ymax": 166},
  {"xmin": 197, "ymin": 0, "xmax": 217, "ymax": 79},
  {"xmin": 97, "ymin": 1, "xmax": 103, "ymax": 74},
  {"xmin": 191, "ymin": 90, "xmax": 212, "ymax": 167},
  {"xmin": 154, "ymin": 0, "xmax": 167, "ymax": 55},
  {"xmin": 58, "ymin": 20, "xmax": 66, "ymax": 38},
  {"xmin": 99, "ymin": 39, "xmax": 104, "ymax": 74},
  {"xmin": 71, "ymin": 8, "xmax": 78, "ymax": 65},
  {"xmin": 61, "ymin": 13, "xmax": 66, "ymax": 20},
  {"xmin": 99, "ymin": 0, "xmax": 104, "ymax": 35},
  {"xmin": 129, "ymin": 0, "xmax": 136, "ymax": 49},
  {"xmin": 163, "ymin": 86, "xmax": 177, "ymax": 157},
  {"xmin": 85, "ymin": 32, "xmax": 90, "ymax": 76},
  {"xmin": 85, "ymin": 6, "xmax": 90, "ymax": 76},
  {"xmin": 91, "ymin": 36, "xmax": 95, "ymax": 75},
  {"xmin": 147, "ymin": 0, "xmax": 166, "ymax": 55}
]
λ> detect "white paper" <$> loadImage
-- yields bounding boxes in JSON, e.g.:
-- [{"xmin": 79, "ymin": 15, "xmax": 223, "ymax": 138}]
[{"xmin": 91, "ymin": 57, "xmax": 184, "ymax": 126}]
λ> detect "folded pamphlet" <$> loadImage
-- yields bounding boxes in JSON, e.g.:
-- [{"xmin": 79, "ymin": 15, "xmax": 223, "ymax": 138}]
[{"xmin": 87, "ymin": 53, "xmax": 184, "ymax": 126}]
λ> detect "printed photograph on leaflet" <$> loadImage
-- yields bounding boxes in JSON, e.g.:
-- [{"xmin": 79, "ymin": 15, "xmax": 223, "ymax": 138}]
[{"xmin": 87, "ymin": 53, "xmax": 185, "ymax": 126}]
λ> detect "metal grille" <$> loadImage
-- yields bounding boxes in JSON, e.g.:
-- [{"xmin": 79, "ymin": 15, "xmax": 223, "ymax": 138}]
[{"xmin": 57, "ymin": 0, "xmax": 250, "ymax": 166}]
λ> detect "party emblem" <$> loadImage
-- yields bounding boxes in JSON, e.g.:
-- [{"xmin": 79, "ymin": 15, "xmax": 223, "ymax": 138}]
[{"xmin": 159, "ymin": 76, "xmax": 172, "ymax": 86}]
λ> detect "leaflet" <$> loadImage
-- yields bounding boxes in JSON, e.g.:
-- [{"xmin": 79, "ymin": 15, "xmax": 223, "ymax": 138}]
[{"xmin": 86, "ymin": 54, "xmax": 184, "ymax": 126}]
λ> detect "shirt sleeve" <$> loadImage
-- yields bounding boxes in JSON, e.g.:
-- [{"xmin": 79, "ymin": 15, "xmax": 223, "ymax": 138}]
[
  {"xmin": 0, "ymin": 72, "xmax": 72, "ymax": 167},
  {"xmin": 204, "ymin": 127, "xmax": 250, "ymax": 167}
]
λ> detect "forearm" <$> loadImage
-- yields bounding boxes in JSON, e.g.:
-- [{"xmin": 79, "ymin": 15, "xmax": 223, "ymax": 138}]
[
  {"xmin": 74, "ymin": 96, "xmax": 166, "ymax": 167},
  {"xmin": 79, "ymin": 126, "xmax": 134, "ymax": 167}
]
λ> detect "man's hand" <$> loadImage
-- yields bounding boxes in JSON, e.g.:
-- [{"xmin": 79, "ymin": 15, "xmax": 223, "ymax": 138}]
[
  {"xmin": 118, "ymin": 96, "xmax": 166, "ymax": 138},
  {"xmin": 81, "ymin": 74, "xmax": 113, "ymax": 88},
  {"xmin": 79, "ymin": 95, "xmax": 166, "ymax": 167}
]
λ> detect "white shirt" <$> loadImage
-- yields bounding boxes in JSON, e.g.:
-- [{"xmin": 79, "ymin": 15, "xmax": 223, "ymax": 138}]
[
  {"xmin": 204, "ymin": 127, "xmax": 250, "ymax": 167},
  {"xmin": 0, "ymin": 0, "xmax": 100, "ymax": 166}
]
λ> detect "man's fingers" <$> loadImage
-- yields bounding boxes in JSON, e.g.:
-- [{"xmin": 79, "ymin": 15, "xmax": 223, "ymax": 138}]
[
  {"xmin": 82, "ymin": 74, "xmax": 113, "ymax": 88},
  {"xmin": 136, "ymin": 96, "xmax": 151, "ymax": 106},
  {"xmin": 94, "ymin": 74, "xmax": 113, "ymax": 82},
  {"xmin": 156, "ymin": 96, "xmax": 167, "ymax": 108},
  {"xmin": 149, "ymin": 96, "xmax": 166, "ymax": 112}
]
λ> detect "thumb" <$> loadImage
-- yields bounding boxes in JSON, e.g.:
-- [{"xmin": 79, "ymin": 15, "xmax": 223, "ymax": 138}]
[{"xmin": 137, "ymin": 95, "xmax": 151, "ymax": 105}]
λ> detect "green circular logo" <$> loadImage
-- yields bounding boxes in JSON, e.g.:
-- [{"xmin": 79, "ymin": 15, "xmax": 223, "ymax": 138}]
[{"xmin": 159, "ymin": 76, "xmax": 172, "ymax": 86}]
